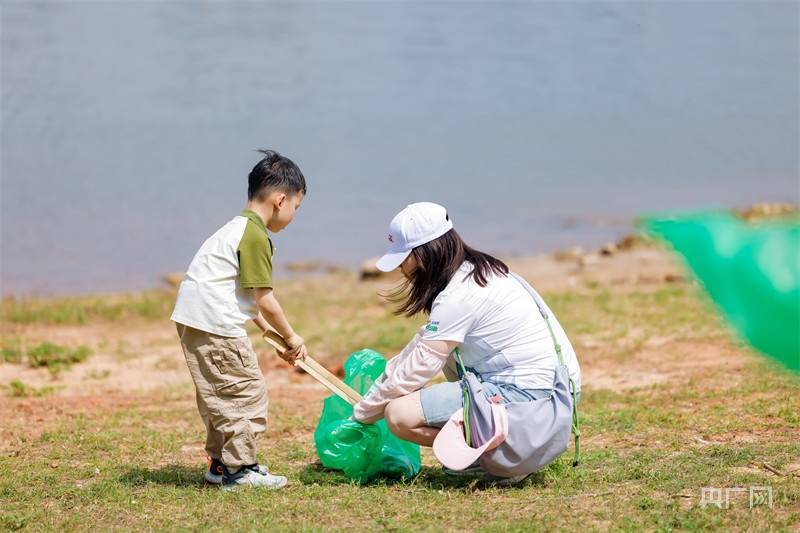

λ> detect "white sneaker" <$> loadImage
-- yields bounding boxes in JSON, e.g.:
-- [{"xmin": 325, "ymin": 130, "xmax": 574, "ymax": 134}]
[
  {"xmin": 486, "ymin": 473, "xmax": 530, "ymax": 486},
  {"xmin": 442, "ymin": 462, "xmax": 485, "ymax": 477},
  {"xmin": 205, "ymin": 459, "xmax": 271, "ymax": 485},
  {"xmin": 221, "ymin": 465, "xmax": 287, "ymax": 491}
]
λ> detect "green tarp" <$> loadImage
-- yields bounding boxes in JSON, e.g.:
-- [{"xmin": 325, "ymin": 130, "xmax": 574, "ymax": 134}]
[{"xmin": 643, "ymin": 212, "xmax": 799, "ymax": 372}]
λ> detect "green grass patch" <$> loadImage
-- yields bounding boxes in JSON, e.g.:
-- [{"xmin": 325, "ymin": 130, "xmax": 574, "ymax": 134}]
[
  {"xmin": 2, "ymin": 346, "xmax": 23, "ymax": 364},
  {"xmin": 5, "ymin": 379, "xmax": 58, "ymax": 398},
  {"xmin": 1, "ymin": 338, "xmax": 93, "ymax": 376},
  {"xmin": 26, "ymin": 342, "xmax": 92, "ymax": 376},
  {"xmin": 1, "ymin": 290, "xmax": 175, "ymax": 325},
  {"xmin": 544, "ymin": 284, "xmax": 727, "ymax": 343}
]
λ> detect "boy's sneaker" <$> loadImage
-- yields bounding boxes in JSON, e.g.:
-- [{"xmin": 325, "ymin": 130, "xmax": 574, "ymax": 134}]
[
  {"xmin": 204, "ymin": 457, "xmax": 226, "ymax": 485},
  {"xmin": 221, "ymin": 464, "xmax": 287, "ymax": 491},
  {"xmin": 204, "ymin": 458, "xmax": 272, "ymax": 485}
]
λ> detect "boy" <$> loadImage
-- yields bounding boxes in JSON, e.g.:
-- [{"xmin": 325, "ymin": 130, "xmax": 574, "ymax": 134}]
[{"xmin": 171, "ymin": 149, "xmax": 308, "ymax": 490}]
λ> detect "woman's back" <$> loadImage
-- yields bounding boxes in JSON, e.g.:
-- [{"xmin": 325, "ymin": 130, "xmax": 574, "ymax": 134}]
[{"xmin": 421, "ymin": 261, "xmax": 582, "ymax": 392}]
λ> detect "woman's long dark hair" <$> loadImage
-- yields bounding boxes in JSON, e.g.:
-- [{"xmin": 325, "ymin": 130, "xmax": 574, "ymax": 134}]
[{"xmin": 387, "ymin": 229, "xmax": 509, "ymax": 317}]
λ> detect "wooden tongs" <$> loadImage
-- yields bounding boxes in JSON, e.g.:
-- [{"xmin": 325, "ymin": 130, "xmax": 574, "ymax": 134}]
[{"xmin": 253, "ymin": 316, "xmax": 361, "ymax": 405}]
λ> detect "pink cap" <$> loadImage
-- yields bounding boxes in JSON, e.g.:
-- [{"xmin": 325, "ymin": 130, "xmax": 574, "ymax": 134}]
[{"xmin": 432, "ymin": 398, "xmax": 508, "ymax": 471}]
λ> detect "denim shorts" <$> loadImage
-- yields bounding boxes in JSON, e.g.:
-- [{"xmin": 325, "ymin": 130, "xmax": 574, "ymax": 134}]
[{"xmin": 419, "ymin": 380, "xmax": 553, "ymax": 428}]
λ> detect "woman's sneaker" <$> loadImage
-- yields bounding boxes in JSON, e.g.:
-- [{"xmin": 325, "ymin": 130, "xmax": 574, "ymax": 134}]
[
  {"xmin": 443, "ymin": 461, "xmax": 485, "ymax": 477},
  {"xmin": 221, "ymin": 465, "xmax": 287, "ymax": 491},
  {"xmin": 485, "ymin": 473, "xmax": 530, "ymax": 486}
]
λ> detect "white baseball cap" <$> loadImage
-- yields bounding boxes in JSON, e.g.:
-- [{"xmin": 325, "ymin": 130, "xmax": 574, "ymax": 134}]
[{"xmin": 375, "ymin": 202, "xmax": 454, "ymax": 272}]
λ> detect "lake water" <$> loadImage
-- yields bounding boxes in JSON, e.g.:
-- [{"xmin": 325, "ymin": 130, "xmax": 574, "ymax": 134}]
[{"xmin": 2, "ymin": 1, "xmax": 798, "ymax": 296}]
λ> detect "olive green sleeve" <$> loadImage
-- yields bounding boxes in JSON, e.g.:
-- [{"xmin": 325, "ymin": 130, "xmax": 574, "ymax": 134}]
[{"xmin": 238, "ymin": 220, "xmax": 273, "ymax": 289}]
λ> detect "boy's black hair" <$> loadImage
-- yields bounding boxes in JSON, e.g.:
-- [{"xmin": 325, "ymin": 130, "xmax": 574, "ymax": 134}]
[{"xmin": 248, "ymin": 149, "xmax": 307, "ymax": 201}]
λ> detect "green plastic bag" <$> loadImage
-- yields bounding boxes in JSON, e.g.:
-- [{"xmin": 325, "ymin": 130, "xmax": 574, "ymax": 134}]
[
  {"xmin": 313, "ymin": 349, "xmax": 421, "ymax": 482},
  {"xmin": 642, "ymin": 212, "xmax": 799, "ymax": 372}
]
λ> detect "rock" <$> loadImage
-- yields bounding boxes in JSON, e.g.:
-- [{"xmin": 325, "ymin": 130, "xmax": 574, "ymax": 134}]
[
  {"xmin": 552, "ymin": 247, "xmax": 585, "ymax": 262},
  {"xmin": 664, "ymin": 273, "xmax": 685, "ymax": 284},
  {"xmin": 736, "ymin": 202, "xmax": 797, "ymax": 221},
  {"xmin": 360, "ymin": 257, "xmax": 397, "ymax": 280},
  {"xmin": 616, "ymin": 233, "xmax": 652, "ymax": 251},
  {"xmin": 599, "ymin": 242, "xmax": 618, "ymax": 256},
  {"xmin": 163, "ymin": 272, "xmax": 184, "ymax": 289}
]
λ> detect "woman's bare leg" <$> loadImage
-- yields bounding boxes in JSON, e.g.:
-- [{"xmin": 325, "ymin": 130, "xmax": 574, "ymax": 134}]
[{"xmin": 383, "ymin": 391, "xmax": 441, "ymax": 446}]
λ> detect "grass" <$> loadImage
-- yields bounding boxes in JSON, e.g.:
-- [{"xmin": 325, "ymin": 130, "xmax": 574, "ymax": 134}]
[
  {"xmin": 1, "ymin": 341, "xmax": 93, "ymax": 377},
  {"xmin": 0, "ymin": 359, "xmax": 797, "ymax": 531},
  {"xmin": 5, "ymin": 379, "xmax": 57, "ymax": 398},
  {"xmin": 27, "ymin": 342, "xmax": 92, "ymax": 375},
  {"xmin": 1, "ymin": 268, "xmax": 798, "ymax": 530},
  {"xmin": 546, "ymin": 285, "xmax": 726, "ymax": 342},
  {"xmin": 2, "ymin": 346, "xmax": 23, "ymax": 364},
  {"xmin": 1, "ymin": 290, "xmax": 175, "ymax": 325}
]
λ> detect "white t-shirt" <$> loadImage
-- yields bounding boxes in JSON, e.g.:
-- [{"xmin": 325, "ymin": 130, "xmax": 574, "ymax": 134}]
[
  {"xmin": 171, "ymin": 210, "xmax": 274, "ymax": 337},
  {"xmin": 422, "ymin": 262, "xmax": 581, "ymax": 391}
]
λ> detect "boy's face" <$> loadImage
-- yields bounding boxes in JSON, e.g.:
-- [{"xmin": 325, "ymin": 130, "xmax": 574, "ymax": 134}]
[{"xmin": 267, "ymin": 191, "xmax": 304, "ymax": 232}]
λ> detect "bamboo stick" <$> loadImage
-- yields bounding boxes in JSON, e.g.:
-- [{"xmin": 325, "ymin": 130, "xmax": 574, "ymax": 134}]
[{"xmin": 252, "ymin": 318, "xmax": 362, "ymax": 405}]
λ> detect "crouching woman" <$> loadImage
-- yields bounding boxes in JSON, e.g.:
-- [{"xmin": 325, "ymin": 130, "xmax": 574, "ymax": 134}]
[{"xmin": 352, "ymin": 202, "xmax": 582, "ymax": 483}]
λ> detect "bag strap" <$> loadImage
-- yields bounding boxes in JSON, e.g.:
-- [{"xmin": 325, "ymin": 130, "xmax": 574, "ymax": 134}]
[
  {"xmin": 508, "ymin": 273, "xmax": 563, "ymax": 364},
  {"xmin": 453, "ymin": 348, "xmax": 472, "ymax": 447},
  {"xmin": 508, "ymin": 273, "xmax": 581, "ymax": 467}
]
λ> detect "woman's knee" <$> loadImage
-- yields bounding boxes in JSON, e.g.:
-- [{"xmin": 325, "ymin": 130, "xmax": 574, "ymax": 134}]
[{"xmin": 384, "ymin": 394, "xmax": 424, "ymax": 436}]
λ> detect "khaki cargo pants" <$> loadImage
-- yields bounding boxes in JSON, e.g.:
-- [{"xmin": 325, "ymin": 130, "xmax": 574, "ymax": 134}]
[{"xmin": 176, "ymin": 323, "xmax": 268, "ymax": 468}]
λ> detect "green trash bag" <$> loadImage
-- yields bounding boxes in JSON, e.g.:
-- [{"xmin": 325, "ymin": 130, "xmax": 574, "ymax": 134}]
[
  {"xmin": 313, "ymin": 348, "xmax": 421, "ymax": 482},
  {"xmin": 642, "ymin": 212, "xmax": 799, "ymax": 372}
]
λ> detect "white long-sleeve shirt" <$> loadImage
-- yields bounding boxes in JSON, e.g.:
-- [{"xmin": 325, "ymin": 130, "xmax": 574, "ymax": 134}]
[{"xmin": 353, "ymin": 331, "xmax": 449, "ymax": 422}]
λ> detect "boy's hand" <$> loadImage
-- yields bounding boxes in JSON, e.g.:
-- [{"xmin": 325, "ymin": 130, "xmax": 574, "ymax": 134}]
[{"xmin": 282, "ymin": 333, "xmax": 308, "ymax": 364}]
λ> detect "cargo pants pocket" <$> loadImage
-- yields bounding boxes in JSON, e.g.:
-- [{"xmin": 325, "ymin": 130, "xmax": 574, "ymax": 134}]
[{"xmin": 202, "ymin": 339, "xmax": 262, "ymax": 401}]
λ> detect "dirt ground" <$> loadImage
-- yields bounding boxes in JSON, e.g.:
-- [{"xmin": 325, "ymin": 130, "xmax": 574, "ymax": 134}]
[
  {"xmin": 0, "ymin": 245, "xmax": 742, "ymax": 444},
  {"xmin": 0, "ymin": 246, "xmax": 686, "ymax": 399}
]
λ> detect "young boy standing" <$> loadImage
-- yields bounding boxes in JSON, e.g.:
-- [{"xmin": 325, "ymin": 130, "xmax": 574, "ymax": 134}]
[{"xmin": 171, "ymin": 149, "xmax": 308, "ymax": 490}]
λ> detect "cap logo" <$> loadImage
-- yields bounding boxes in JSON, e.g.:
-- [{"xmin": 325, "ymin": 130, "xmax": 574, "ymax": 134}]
[{"xmin": 388, "ymin": 233, "xmax": 393, "ymax": 243}]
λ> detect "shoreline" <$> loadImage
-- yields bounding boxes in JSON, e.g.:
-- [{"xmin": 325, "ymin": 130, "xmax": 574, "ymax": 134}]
[
  {"xmin": 0, "ymin": 233, "xmax": 632, "ymax": 300},
  {"xmin": 1, "ymin": 226, "xmax": 661, "ymax": 301},
  {"xmin": 3, "ymin": 202, "xmax": 794, "ymax": 300},
  {"xmin": 1, "ymin": 236, "xmax": 660, "ymax": 303}
]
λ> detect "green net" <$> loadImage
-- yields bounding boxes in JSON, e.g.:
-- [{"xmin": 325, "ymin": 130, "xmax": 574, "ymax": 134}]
[
  {"xmin": 642, "ymin": 212, "xmax": 799, "ymax": 372},
  {"xmin": 313, "ymin": 349, "xmax": 421, "ymax": 483}
]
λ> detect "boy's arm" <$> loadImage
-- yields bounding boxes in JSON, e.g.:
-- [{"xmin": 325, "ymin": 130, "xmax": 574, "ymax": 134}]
[{"xmin": 254, "ymin": 287, "xmax": 307, "ymax": 363}]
